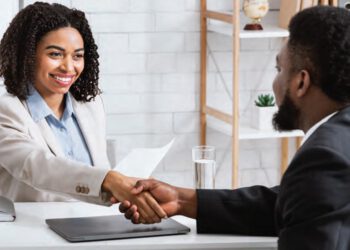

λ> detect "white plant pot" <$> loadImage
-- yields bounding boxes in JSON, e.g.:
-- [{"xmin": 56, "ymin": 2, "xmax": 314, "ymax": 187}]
[{"xmin": 252, "ymin": 106, "xmax": 278, "ymax": 130}]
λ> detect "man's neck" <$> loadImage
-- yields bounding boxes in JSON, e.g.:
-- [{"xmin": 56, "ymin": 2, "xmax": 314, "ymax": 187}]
[{"xmin": 299, "ymin": 100, "xmax": 344, "ymax": 133}]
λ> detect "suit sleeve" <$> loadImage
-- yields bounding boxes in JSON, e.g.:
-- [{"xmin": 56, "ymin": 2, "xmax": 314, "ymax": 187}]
[
  {"xmin": 0, "ymin": 96, "xmax": 110, "ymax": 205},
  {"xmin": 278, "ymin": 146, "xmax": 350, "ymax": 250},
  {"xmin": 196, "ymin": 185, "xmax": 279, "ymax": 236}
]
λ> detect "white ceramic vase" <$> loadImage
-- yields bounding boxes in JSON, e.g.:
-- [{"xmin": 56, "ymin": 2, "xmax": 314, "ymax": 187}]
[{"xmin": 252, "ymin": 105, "xmax": 277, "ymax": 130}]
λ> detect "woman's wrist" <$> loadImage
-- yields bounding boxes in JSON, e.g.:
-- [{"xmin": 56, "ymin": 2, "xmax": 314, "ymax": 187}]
[{"xmin": 102, "ymin": 170, "xmax": 124, "ymax": 192}]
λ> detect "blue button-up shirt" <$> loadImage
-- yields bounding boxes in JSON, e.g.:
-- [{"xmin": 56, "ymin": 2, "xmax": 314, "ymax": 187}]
[{"xmin": 26, "ymin": 89, "xmax": 92, "ymax": 165}]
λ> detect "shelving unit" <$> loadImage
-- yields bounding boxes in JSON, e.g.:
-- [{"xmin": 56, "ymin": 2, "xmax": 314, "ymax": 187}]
[
  {"xmin": 208, "ymin": 23, "xmax": 289, "ymax": 38},
  {"xmin": 200, "ymin": 0, "xmax": 305, "ymax": 188},
  {"xmin": 207, "ymin": 117, "xmax": 304, "ymax": 140}
]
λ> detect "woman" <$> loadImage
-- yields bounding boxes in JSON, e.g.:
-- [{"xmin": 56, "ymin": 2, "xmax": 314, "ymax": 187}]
[{"xmin": 0, "ymin": 2, "xmax": 165, "ymax": 223}]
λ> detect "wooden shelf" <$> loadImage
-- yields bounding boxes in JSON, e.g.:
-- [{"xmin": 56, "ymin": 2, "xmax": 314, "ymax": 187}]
[
  {"xmin": 201, "ymin": 0, "xmax": 336, "ymax": 188},
  {"xmin": 207, "ymin": 116, "xmax": 304, "ymax": 140},
  {"xmin": 200, "ymin": 0, "xmax": 300, "ymax": 187},
  {"xmin": 208, "ymin": 23, "xmax": 289, "ymax": 39}
]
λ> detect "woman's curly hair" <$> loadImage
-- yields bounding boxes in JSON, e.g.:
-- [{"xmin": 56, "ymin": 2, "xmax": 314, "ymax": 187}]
[
  {"xmin": 0, "ymin": 1, "xmax": 100, "ymax": 102},
  {"xmin": 288, "ymin": 6, "xmax": 350, "ymax": 104}
]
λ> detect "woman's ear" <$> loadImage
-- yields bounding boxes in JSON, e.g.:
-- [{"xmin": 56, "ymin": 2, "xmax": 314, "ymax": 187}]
[{"xmin": 296, "ymin": 70, "xmax": 311, "ymax": 98}]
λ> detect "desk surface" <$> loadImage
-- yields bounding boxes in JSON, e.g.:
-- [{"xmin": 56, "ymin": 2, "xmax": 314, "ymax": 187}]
[{"xmin": 1, "ymin": 202, "xmax": 277, "ymax": 250}]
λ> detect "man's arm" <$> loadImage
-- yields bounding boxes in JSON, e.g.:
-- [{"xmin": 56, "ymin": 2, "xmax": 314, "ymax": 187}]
[
  {"xmin": 120, "ymin": 179, "xmax": 279, "ymax": 236},
  {"xmin": 196, "ymin": 186, "xmax": 279, "ymax": 236}
]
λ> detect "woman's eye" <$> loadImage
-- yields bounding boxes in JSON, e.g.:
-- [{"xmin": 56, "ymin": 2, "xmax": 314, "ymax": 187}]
[
  {"xmin": 49, "ymin": 52, "xmax": 62, "ymax": 57},
  {"xmin": 73, "ymin": 54, "xmax": 84, "ymax": 60}
]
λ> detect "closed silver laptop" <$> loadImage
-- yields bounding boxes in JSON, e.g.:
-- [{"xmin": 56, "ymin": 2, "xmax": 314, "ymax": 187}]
[{"xmin": 46, "ymin": 215, "xmax": 190, "ymax": 242}]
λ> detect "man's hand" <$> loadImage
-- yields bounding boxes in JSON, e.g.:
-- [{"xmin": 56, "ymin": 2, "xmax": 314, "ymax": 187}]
[
  {"xmin": 119, "ymin": 179, "xmax": 197, "ymax": 224},
  {"xmin": 102, "ymin": 171, "xmax": 167, "ymax": 223}
]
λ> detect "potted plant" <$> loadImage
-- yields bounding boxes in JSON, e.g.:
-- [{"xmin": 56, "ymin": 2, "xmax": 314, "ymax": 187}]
[{"xmin": 252, "ymin": 94, "xmax": 278, "ymax": 130}]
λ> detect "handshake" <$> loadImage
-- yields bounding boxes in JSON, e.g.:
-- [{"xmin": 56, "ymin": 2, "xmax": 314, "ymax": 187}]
[{"xmin": 101, "ymin": 171, "xmax": 197, "ymax": 224}]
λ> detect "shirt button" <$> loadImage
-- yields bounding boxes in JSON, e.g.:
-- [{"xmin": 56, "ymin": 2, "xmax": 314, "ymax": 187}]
[{"xmin": 68, "ymin": 151, "xmax": 73, "ymax": 156}]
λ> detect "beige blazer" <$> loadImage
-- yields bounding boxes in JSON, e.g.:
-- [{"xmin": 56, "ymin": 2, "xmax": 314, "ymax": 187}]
[{"xmin": 0, "ymin": 93, "xmax": 111, "ymax": 205}]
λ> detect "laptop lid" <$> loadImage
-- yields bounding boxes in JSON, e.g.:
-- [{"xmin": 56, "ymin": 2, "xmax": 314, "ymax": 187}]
[{"xmin": 46, "ymin": 215, "xmax": 190, "ymax": 242}]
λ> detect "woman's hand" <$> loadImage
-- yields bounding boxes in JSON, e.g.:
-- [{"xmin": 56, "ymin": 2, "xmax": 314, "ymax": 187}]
[
  {"xmin": 118, "ymin": 179, "xmax": 197, "ymax": 224},
  {"xmin": 102, "ymin": 171, "xmax": 167, "ymax": 223}
]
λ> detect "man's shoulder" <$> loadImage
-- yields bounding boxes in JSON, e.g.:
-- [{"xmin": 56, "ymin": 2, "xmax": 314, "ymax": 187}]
[
  {"xmin": 327, "ymin": 106, "xmax": 350, "ymax": 125},
  {"xmin": 303, "ymin": 108, "xmax": 350, "ymax": 150},
  {"xmin": 284, "ymin": 108, "xmax": 350, "ymax": 180}
]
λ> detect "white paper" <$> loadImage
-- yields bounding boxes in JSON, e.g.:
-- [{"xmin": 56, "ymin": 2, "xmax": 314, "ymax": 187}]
[{"xmin": 114, "ymin": 138, "xmax": 175, "ymax": 178}]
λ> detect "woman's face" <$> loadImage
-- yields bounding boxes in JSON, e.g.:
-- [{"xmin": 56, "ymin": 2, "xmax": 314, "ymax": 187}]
[{"xmin": 34, "ymin": 27, "xmax": 84, "ymax": 101}]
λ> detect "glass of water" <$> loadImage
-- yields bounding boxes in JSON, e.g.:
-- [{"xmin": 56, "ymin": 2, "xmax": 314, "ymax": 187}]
[{"xmin": 192, "ymin": 145, "xmax": 216, "ymax": 189}]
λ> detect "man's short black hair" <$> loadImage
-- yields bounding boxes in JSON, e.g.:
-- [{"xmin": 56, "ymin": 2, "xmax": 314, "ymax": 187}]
[
  {"xmin": 288, "ymin": 6, "xmax": 350, "ymax": 103},
  {"xmin": 0, "ymin": 2, "xmax": 100, "ymax": 101}
]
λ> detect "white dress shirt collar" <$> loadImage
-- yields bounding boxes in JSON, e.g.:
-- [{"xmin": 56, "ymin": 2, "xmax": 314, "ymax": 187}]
[{"xmin": 301, "ymin": 111, "xmax": 338, "ymax": 145}]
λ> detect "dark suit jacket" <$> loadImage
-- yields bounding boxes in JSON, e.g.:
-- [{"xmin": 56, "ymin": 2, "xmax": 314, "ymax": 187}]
[{"xmin": 197, "ymin": 106, "xmax": 350, "ymax": 250}]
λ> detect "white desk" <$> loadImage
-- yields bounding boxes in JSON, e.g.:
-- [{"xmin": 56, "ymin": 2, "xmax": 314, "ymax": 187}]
[{"xmin": 1, "ymin": 202, "xmax": 277, "ymax": 250}]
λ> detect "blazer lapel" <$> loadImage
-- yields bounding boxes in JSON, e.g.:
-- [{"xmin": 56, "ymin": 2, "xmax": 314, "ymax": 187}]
[
  {"xmin": 21, "ymin": 99, "xmax": 65, "ymax": 157},
  {"xmin": 36, "ymin": 119, "xmax": 65, "ymax": 157},
  {"xmin": 71, "ymin": 96, "xmax": 98, "ymax": 166}
]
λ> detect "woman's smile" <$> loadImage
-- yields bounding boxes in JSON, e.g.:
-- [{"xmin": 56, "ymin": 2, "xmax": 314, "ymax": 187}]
[{"xmin": 49, "ymin": 73, "xmax": 76, "ymax": 87}]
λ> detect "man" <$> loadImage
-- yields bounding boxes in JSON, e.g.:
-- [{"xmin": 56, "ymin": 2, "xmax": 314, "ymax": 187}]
[{"xmin": 120, "ymin": 6, "xmax": 350, "ymax": 249}]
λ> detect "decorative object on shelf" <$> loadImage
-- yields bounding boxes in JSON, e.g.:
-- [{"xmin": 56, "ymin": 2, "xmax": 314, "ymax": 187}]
[
  {"xmin": 243, "ymin": 0, "xmax": 269, "ymax": 30},
  {"xmin": 254, "ymin": 93, "xmax": 275, "ymax": 107},
  {"xmin": 338, "ymin": 0, "xmax": 350, "ymax": 9},
  {"xmin": 252, "ymin": 94, "xmax": 277, "ymax": 130}
]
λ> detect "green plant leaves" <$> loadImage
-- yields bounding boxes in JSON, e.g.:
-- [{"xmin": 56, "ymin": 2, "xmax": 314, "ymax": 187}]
[{"xmin": 255, "ymin": 94, "xmax": 275, "ymax": 107}]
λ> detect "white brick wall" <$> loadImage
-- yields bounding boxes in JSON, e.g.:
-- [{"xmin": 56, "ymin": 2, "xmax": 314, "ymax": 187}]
[
  {"xmin": 161, "ymin": 73, "xmax": 198, "ymax": 93},
  {"xmin": 146, "ymin": 53, "xmax": 176, "ymax": 73},
  {"xmin": 130, "ymin": 33, "xmax": 184, "ymax": 53},
  {"xmin": 0, "ymin": 0, "xmax": 18, "ymax": 101},
  {"xmin": 139, "ymin": 93, "xmax": 198, "ymax": 112},
  {"xmin": 106, "ymin": 113, "xmax": 173, "ymax": 134},
  {"xmin": 156, "ymin": 13, "xmax": 200, "ymax": 32},
  {"xmin": 185, "ymin": 32, "xmax": 200, "ymax": 52},
  {"xmin": 88, "ymin": 13, "xmax": 155, "ymax": 33},
  {"xmin": 97, "ymin": 34, "xmax": 129, "ymax": 54},
  {"xmin": 173, "ymin": 112, "xmax": 199, "ymax": 133},
  {"xmin": 130, "ymin": 0, "xmax": 186, "ymax": 12},
  {"xmin": 72, "ymin": 0, "xmax": 129, "ymax": 12},
  {"xmin": 100, "ymin": 53, "xmax": 146, "ymax": 74},
  {"xmin": 0, "ymin": 0, "xmax": 18, "ymax": 39},
  {"xmin": 0, "ymin": 0, "xmax": 293, "ymax": 189}
]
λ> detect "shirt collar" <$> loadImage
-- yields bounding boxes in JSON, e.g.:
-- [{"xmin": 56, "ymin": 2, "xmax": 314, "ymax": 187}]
[
  {"xmin": 301, "ymin": 111, "xmax": 338, "ymax": 145},
  {"xmin": 26, "ymin": 88, "xmax": 74, "ymax": 122},
  {"xmin": 62, "ymin": 92, "xmax": 74, "ymax": 121}
]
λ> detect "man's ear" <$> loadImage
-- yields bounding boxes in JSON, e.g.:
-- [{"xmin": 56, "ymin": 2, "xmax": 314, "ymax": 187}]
[{"xmin": 295, "ymin": 70, "xmax": 311, "ymax": 98}]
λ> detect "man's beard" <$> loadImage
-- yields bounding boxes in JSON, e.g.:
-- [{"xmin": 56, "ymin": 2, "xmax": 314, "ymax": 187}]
[{"xmin": 272, "ymin": 90, "xmax": 300, "ymax": 131}]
